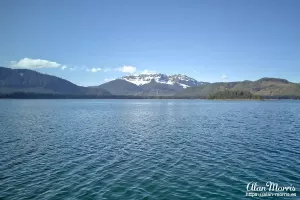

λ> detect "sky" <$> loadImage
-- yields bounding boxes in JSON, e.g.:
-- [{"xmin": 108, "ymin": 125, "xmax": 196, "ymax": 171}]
[{"xmin": 1, "ymin": 0, "xmax": 300, "ymax": 86}]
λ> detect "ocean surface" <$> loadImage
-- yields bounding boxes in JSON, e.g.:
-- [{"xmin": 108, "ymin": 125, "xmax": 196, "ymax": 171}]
[{"xmin": 0, "ymin": 99, "xmax": 299, "ymax": 200}]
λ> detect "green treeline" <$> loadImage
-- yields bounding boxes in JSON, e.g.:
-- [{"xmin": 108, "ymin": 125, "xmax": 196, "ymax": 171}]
[
  {"xmin": 260, "ymin": 95, "xmax": 300, "ymax": 100},
  {"xmin": 1, "ymin": 91, "xmax": 300, "ymax": 100},
  {"xmin": 208, "ymin": 90, "xmax": 261, "ymax": 100},
  {"xmin": 0, "ymin": 92, "xmax": 200, "ymax": 99}
]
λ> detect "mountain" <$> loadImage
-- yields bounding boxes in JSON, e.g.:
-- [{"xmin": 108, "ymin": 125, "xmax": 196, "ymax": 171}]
[
  {"xmin": 121, "ymin": 73, "xmax": 205, "ymax": 88},
  {"xmin": 176, "ymin": 78, "xmax": 300, "ymax": 98},
  {"xmin": 0, "ymin": 67, "xmax": 110, "ymax": 95},
  {"xmin": 99, "ymin": 73, "xmax": 208, "ymax": 96},
  {"xmin": 99, "ymin": 79, "xmax": 142, "ymax": 95},
  {"xmin": 1, "ymin": 66, "xmax": 300, "ymax": 99}
]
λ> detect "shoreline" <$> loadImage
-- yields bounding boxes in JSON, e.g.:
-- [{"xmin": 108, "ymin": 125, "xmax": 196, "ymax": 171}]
[
  {"xmin": 1, "ymin": 92, "xmax": 300, "ymax": 100},
  {"xmin": 1, "ymin": 98, "xmax": 299, "ymax": 101}
]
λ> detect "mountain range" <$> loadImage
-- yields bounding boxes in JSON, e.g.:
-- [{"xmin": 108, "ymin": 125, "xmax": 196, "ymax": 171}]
[
  {"xmin": 175, "ymin": 78, "xmax": 300, "ymax": 98},
  {"xmin": 99, "ymin": 74, "xmax": 208, "ymax": 96},
  {"xmin": 1, "ymin": 66, "xmax": 300, "ymax": 99}
]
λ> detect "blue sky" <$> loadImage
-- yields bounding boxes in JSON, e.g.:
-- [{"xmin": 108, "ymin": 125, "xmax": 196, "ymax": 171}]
[{"xmin": 1, "ymin": 0, "xmax": 300, "ymax": 86}]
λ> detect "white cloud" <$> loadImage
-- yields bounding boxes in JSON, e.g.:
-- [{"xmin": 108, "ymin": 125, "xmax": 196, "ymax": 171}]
[
  {"xmin": 140, "ymin": 69, "xmax": 156, "ymax": 74},
  {"xmin": 10, "ymin": 58, "xmax": 62, "ymax": 69},
  {"xmin": 61, "ymin": 66, "xmax": 67, "ymax": 70},
  {"xmin": 116, "ymin": 66, "xmax": 136, "ymax": 73},
  {"xmin": 86, "ymin": 68, "xmax": 102, "ymax": 73},
  {"xmin": 101, "ymin": 66, "xmax": 138, "ymax": 73},
  {"xmin": 221, "ymin": 74, "xmax": 228, "ymax": 81}
]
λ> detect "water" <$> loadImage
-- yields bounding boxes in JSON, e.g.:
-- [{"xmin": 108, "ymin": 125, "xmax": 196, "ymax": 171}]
[{"xmin": 0, "ymin": 100, "xmax": 299, "ymax": 199}]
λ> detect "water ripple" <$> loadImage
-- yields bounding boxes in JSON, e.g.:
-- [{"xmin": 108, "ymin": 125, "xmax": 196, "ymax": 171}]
[{"xmin": 0, "ymin": 100, "xmax": 299, "ymax": 199}]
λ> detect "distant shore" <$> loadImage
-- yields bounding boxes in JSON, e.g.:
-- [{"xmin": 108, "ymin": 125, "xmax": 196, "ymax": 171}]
[{"xmin": 1, "ymin": 92, "xmax": 300, "ymax": 100}]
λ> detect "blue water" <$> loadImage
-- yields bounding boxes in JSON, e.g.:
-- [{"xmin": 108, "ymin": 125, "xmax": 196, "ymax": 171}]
[{"xmin": 0, "ymin": 100, "xmax": 299, "ymax": 199}]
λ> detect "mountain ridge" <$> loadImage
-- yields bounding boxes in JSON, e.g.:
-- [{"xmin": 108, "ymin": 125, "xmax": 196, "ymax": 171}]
[
  {"xmin": 176, "ymin": 77, "xmax": 300, "ymax": 98},
  {"xmin": 1, "ymin": 66, "xmax": 300, "ymax": 99},
  {"xmin": 99, "ymin": 73, "xmax": 209, "ymax": 96},
  {"xmin": 121, "ymin": 73, "xmax": 207, "ymax": 88},
  {"xmin": 0, "ymin": 67, "xmax": 110, "ymax": 95}
]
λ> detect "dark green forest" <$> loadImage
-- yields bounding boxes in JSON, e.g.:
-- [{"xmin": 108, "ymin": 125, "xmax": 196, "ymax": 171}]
[
  {"xmin": 0, "ymin": 92, "xmax": 201, "ymax": 99},
  {"xmin": 208, "ymin": 90, "xmax": 261, "ymax": 100},
  {"xmin": 1, "ymin": 91, "xmax": 300, "ymax": 99}
]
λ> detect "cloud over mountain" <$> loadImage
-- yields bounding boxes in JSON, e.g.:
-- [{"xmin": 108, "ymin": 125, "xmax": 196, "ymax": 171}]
[
  {"xmin": 140, "ymin": 69, "xmax": 156, "ymax": 74},
  {"xmin": 117, "ymin": 66, "xmax": 136, "ymax": 73},
  {"xmin": 86, "ymin": 68, "xmax": 102, "ymax": 72},
  {"xmin": 10, "ymin": 58, "xmax": 64, "ymax": 69}
]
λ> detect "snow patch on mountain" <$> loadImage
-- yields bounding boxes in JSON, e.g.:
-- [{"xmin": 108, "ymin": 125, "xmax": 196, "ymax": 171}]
[
  {"xmin": 121, "ymin": 73, "xmax": 204, "ymax": 88},
  {"xmin": 178, "ymin": 83, "xmax": 190, "ymax": 88}
]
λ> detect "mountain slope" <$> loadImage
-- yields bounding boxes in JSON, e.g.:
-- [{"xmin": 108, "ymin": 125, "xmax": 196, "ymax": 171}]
[
  {"xmin": 99, "ymin": 79, "xmax": 142, "ymax": 95},
  {"xmin": 140, "ymin": 79, "xmax": 184, "ymax": 96},
  {"xmin": 0, "ymin": 67, "xmax": 110, "ymax": 95},
  {"xmin": 176, "ymin": 78, "xmax": 300, "ymax": 98},
  {"xmin": 232, "ymin": 78, "xmax": 300, "ymax": 96}
]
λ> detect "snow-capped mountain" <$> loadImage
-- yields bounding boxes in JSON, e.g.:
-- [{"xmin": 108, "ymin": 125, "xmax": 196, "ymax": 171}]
[
  {"xmin": 99, "ymin": 73, "xmax": 208, "ymax": 96},
  {"xmin": 121, "ymin": 73, "xmax": 205, "ymax": 88}
]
